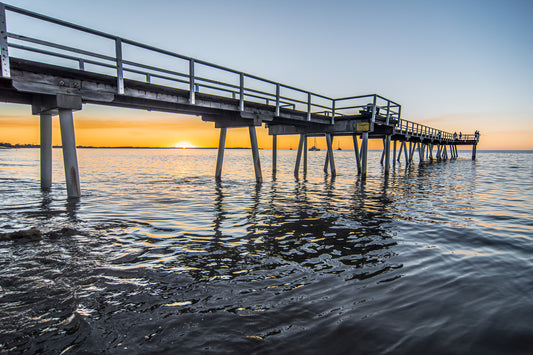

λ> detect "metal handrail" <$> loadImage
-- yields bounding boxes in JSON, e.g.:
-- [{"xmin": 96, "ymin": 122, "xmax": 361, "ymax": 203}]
[
  {"xmin": 1, "ymin": 3, "xmax": 341, "ymax": 120},
  {"xmin": 0, "ymin": 1, "xmax": 478, "ymax": 143}
]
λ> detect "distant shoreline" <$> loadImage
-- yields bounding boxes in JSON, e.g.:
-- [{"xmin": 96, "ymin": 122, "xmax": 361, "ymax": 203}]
[{"xmin": 0, "ymin": 144, "xmax": 531, "ymax": 152}]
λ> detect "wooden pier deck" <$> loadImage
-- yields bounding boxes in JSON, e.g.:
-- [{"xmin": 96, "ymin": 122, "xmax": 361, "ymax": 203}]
[{"xmin": 0, "ymin": 3, "xmax": 479, "ymax": 198}]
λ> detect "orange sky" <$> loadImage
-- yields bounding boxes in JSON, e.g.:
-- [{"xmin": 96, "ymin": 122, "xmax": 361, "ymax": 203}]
[{"xmin": 1, "ymin": 103, "xmax": 531, "ymax": 150}]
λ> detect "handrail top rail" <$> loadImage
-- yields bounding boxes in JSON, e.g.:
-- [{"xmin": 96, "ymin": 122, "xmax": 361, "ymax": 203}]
[{"xmin": 0, "ymin": 2, "xmax": 400, "ymax": 106}]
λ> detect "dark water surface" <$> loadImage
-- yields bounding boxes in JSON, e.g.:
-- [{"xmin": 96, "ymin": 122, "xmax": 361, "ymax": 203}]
[{"xmin": 1, "ymin": 148, "xmax": 532, "ymax": 354}]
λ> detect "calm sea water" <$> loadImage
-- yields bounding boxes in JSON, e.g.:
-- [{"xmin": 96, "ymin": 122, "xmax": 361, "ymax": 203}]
[{"xmin": 0, "ymin": 148, "xmax": 532, "ymax": 354}]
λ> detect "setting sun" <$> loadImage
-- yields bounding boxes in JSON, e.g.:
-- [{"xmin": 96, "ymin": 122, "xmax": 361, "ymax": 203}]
[{"xmin": 174, "ymin": 141, "xmax": 196, "ymax": 149}]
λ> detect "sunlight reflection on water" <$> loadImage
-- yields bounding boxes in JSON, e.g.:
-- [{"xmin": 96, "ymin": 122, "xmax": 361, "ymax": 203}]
[{"xmin": 0, "ymin": 149, "xmax": 532, "ymax": 353}]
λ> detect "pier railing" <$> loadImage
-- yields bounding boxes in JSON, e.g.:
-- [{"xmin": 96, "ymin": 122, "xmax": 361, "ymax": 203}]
[
  {"xmin": 0, "ymin": 2, "xmax": 479, "ymax": 146},
  {"xmin": 0, "ymin": 3, "xmax": 402, "ymax": 124},
  {"xmin": 395, "ymin": 118, "xmax": 454, "ymax": 141}
]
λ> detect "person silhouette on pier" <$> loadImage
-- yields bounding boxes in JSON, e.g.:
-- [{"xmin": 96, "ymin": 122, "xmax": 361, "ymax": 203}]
[
  {"xmin": 453, "ymin": 132, "xmax": 457, "ymax": 140},
  {"xmin": 459, "ymin": 132, "xmax": 462, "ymax": 140}
]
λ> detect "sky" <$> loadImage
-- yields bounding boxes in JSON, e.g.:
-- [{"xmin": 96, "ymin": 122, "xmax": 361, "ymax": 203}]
[{"xmin": 0, "ymin": 0, "xmax": 532, "ymax": 150}]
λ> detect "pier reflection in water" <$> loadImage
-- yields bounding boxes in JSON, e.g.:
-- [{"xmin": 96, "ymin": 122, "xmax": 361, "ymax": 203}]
[{"xmin": 1, "ymin": 149, "xmax": 531, "ymax": 354}]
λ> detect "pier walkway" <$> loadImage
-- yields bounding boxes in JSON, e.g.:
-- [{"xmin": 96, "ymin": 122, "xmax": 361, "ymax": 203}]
[{"xmin": 0, "ymin": 3, "xmax": 479, "ymax": 198}]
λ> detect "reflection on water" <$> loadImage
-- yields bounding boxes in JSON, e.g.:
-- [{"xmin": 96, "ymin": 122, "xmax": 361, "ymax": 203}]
[{"xmin": 0, "ymin": 149, "xmax": 532, "ymax": 353}]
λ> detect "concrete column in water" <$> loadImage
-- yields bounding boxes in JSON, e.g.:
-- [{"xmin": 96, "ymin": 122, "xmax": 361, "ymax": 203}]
[
  {"xmin": 325, "ymin": 133, "xmax": 336, "ymax": 177},
  {"xmin": 249, "ymin": 126, "xmax": 262, "ymax": 183},
  {"xmin": 352, "ymin": 134, "xmax": 361, "ymax": 175},
  {"xmin": 294, "ymin": 134, "xmax": 305, "ymax": 177},
  {"xmin": 215, "ymin": 127, "xmax": 227, "ymax": 180},
  {"xmin": 58, "ymin": 109, "xmax": 80, "ymax": 198},
  {"xmin": 303, "ymin": 135, "xmax": 308, "ymax": 176},
  {"xmin": 380, "ymin": 138, "xmax": 386, "ymax": 165},
  {"xmin": 324, "ymin": 135, "xmax": 332, "ymax": 173},
  {"xmin": 40, "ymin": 113, "xmax": 53, "ymax": 189},
  {"xmin": 472, "ymin": 143, "xmax": 477, "ymax": 160},
  {"xmin": 403, "ymin": 141, "xmax": 409, "ymax": 165},
  {"xmin": 361, "ymin": 132, "xmax": 369, "ymax": 179},
  {"xmin": 397, "ymin": 141, "xmax": 404, "ymax": 162},
  {"xmin": 392, "ymin": 140, "xmax": 397, "ymax": 166},
  {"xmin": 272, "ymin": 134, "xmax": 277, "ymax": 176},
  {"xmin": 384, "ymin": 135, "xmax": 391, "ymax": 175}
]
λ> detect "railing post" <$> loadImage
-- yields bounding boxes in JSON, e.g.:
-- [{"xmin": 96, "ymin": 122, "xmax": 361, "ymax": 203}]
[
  {"xmin": 239, "ymin": 73, "xmax": 244, "ymax": 111},
  {"xmin": 0, "ymin": 4, "xmax": 10, "ymax": 78},
  {"xmin": 275, "ymin": 83, "xmax": 280, "ymax": 116},
  {"xmin": 371, "ymin": 95, "xmax": 377, "ymax": 126},
  {"xmin": 331, "ymin": 99, "xmax": 335, "ymax": 125},
  {"xmin": 189, "ymin": 59, "xmax": 195, "ymax": 105},
  {"xmin": 115, "ymin": 38, "xmax": 124, "ymax": 95},
  {"xmin": 78, "ymin": 59, "xmax": 85, "ymax": 70},
  {"xmin": 307, "ymin": 92, "xmax": 311, "ymax": 121}
]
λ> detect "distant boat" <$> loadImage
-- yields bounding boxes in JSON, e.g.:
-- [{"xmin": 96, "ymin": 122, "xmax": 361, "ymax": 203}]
[{"xmin": 309, "ymin": 138, "xmax": 320, "ymax": 151}]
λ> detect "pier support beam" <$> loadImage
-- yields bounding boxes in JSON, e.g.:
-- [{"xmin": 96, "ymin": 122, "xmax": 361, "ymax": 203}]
[
  {"xmin": 380, "ymin": 138, "xmax": 385, "ymax": 165},
  {"xmin": 303, "ymin": 135, "xmax": 308, "ymax": 176},
  {"xmin": 403, "ymin": 141, "xmax": 408, "ymax": 164},
  {"xmin": 215, "ymin": 127, "xmax": 227, "ymax": 180},
  {"xmin": 352, "ymin": 134, "xmax": 361, "ymax": 175},
  {"xmin": 249, "ymin": 126, "xmax": 262, "ymax": 183},
  {"xmin": 325, "ymin": 133, "xmax": 336, "ymax": 177},
  {"xmin": 392, "ymin": 140, "xmax": 397, "ymax": 167},
  {"xmin": 384, "ymin": 135, "xmax": 391, "ymax": 175},
  {"xmin": 294, "ymin": 134, "xmax": 305, "ymax": 177},
  {"xmin": 397, "ymin": 141, "xmax": 403, "ymax": 163},
  {"xmin": 33, "ymin": 94, "xmax": 82, "ymax": 198},
  {"xmin": 58, "ymin": 109, "xmax": 81, "ymax": 198},
  {"xmin": 472, "ymin": 144, "xmax": 477, "ymax": 160},
  {"xmin": 408, "ymin": 142, "xmax": 415, "ymax": 166},
  {"xmin": 40, "ymin": 113, "xmax": 52, "ymax": 189},
  {"xmin": 361, "ymin": 132, "xmax": 369, "ymax": 179},
  {"xmin": 272, "ymin": 134, "xmax": 277, "ymax": 176}
]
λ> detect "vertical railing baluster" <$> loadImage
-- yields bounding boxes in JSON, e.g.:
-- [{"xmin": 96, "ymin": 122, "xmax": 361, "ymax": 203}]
[
  {"xmin": 307, "ymin": 92, "xmax": 311, "ymax": 121},
  {"xmin": 385, "ymin": 101, "xmax": 390, "ymax": 125},
  {"xmin": 331, "ymin": 99, "xmax": 335, "ymax": 125},
  {"xmin": 0, "ymin": 4, "xmax": 10, "ymax": 78},
  {"xmin": 371, "ymin": 94, "xmax": 377, "ymax": 125},
  {"xmin": 275, "ymin": 83, "xmax": 280, "ymax": 116},
  {"xmin": 239, "ymin": 73, "xmax": 244, "ymax": 111},
  {"xmin": 115, "ymin": 38, "xmax": 124, "ymax": 94},
  {"xmin": 189, "ymin": 59, "xmax": 195, "ymax": 104},
  {"xmin": 78, "ymin": 59, "xmax": 85, "ymax": 70}
]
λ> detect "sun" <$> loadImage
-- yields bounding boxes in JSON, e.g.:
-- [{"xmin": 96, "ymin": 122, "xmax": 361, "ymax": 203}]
[{"xmin": 174, "ymin": 141, "xmax": 196, "ymax": 149}]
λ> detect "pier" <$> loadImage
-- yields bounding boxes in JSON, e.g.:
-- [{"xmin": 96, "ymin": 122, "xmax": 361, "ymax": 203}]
[{"xmin": 0, "ymin": 3, "xmax": 479, "ymax": 198}]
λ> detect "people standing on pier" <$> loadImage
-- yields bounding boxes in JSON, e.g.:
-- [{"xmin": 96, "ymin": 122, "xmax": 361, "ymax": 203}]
[
  {"xmin": 459, "ymin": 132, "xmax": 462, "ymax": 140},
  {"xmin": 454, "ymin": 132, "xmax": 457, "ymax": 140}
]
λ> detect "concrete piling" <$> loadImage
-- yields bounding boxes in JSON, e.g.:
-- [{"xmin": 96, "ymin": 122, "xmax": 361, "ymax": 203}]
[
  {"xmin": 58, "ymin": 109, "xmax": 80, "ymax": 198},
  {"xmin": 40, "ymin": 113, "xmax": 52, "ymax": 189},
  {"xmin": 215, "ymin": 128, "xmax": 226, "ymax": 180},
  {"xmin": 249, "ymin": 126, "xmax": 262, "ymax": 183}
]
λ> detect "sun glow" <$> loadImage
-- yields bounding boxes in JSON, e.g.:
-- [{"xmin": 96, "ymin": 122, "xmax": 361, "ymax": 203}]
[{"xmin": 174, "ymin": 141, "xmax": 196, "ymax": 149}]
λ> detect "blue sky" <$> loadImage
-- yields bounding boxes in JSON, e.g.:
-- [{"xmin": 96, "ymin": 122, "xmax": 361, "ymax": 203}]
[{"xmin": 1, "ymin": 0, "xmax": 532, "ymax": 148}]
